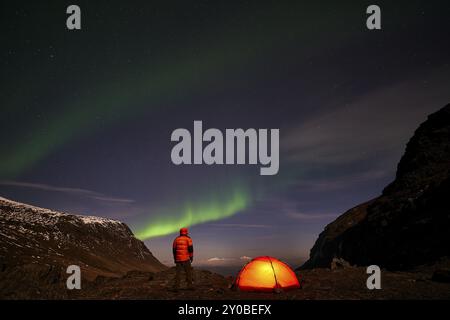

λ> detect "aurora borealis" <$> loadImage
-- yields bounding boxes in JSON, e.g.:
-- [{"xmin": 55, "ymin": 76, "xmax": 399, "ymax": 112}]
[
  {"xmin": 134, "ymin": 187, "xmax": 250, "ymax": 239},
  {"xmin": 1, "ymin": 0, "xmax": 450, "ymax": 269}
]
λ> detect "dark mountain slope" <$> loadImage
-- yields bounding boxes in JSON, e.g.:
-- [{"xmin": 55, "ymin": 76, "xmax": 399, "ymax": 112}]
[
  {"xmin": 0, "ymin": 197, "xmax": 166, "ymax": 298},
  {"xmin": 302, "ymin": 104, "xmax": 450, "ymax": 270}
]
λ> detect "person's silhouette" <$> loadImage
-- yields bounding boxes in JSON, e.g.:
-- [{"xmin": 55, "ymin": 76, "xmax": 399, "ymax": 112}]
[{"xmin": 172, "ymin": 227, "xmax": 194, "ymax": 291}]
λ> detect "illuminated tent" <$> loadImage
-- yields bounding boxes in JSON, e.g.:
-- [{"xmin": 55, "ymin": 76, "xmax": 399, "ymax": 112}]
[{"xmin": 234, "ymin": 256, "xmax": 301, "ymax": 292}]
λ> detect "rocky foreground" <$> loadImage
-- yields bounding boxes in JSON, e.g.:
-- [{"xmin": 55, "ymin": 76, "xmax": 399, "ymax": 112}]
[
  {"xmin": 76, "ymin": 259, "xmax": 450, "ymax": 300},
  {"xmin": 3, "ymin": 259, "xmax": 450, "ymax": 299}
]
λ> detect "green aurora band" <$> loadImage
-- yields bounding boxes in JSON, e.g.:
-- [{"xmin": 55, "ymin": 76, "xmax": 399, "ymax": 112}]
[{"xmin": 134, "ymin": 189, "xmax": 250, "ymax": 240}]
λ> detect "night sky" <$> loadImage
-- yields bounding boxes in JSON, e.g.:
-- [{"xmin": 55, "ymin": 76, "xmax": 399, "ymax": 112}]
[{"xmin": 1, "ymin": 1, "xmax": 450, "ymax": 270}]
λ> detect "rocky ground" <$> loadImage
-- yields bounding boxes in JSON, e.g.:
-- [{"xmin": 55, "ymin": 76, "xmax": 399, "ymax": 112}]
[{"xmin": 60, "ymin": 258, "xmax": 450, "ymax": 300}]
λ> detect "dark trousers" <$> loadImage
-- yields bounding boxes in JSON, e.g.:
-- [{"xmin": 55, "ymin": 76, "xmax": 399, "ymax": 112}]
[{"xmin": 174, "ymin": 260, "xmax": 193, "ymax": 289}]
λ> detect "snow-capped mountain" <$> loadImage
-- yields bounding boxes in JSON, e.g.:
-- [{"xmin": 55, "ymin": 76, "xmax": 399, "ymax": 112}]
[{"xmin": 0, "ymin": 196, "xmax": 166, "ymax": 298}]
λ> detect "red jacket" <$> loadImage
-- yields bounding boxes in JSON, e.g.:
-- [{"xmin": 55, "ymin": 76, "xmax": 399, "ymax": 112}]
[{"xmin": 173, "ymin": 228, "xmax": 193, "ymax": 262}]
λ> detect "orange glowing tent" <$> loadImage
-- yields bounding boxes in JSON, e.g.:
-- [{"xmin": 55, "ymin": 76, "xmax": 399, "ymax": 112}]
[{"xmin": 234, "ymin": 256, "xmax": 301, "ymax": 292}]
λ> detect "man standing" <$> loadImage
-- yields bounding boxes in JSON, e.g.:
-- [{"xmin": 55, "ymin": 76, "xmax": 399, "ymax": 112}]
[{"xmin": 172, "ymin": 227, "xmax": 194, "ymax": 291}]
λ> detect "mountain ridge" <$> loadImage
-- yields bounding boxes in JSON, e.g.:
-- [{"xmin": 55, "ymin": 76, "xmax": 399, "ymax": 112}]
[
  {"xmin": 301, "ymin": 103, "xmax": 450, "ymax": 270},
  {"xmin": 0, "ymin": 196, "xmax": 166, "ymax": 298}
]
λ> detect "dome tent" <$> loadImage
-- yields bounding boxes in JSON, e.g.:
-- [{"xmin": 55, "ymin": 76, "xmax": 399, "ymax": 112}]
[{"xmin": 233, "ymin": 256, "xmax": 301, "ymax": 292}]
